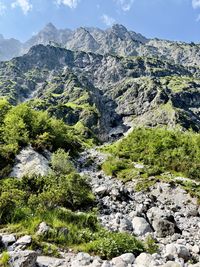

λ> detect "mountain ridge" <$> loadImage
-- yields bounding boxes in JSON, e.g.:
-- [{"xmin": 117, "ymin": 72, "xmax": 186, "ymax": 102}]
[{"xmin": 1, "ymin": 23, "xmax": 200, "ymax": 68}]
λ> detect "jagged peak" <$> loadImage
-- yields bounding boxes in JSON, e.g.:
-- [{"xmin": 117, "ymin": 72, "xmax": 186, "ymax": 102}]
[{"xmin": 42, "ymin": 22, "xmax": 57, "ymax": 32}]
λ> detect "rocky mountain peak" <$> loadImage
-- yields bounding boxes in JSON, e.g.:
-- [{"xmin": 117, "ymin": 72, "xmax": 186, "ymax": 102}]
[{"xmin": 43, "ymin": 22, "xmax": 57, "ymax": 32}]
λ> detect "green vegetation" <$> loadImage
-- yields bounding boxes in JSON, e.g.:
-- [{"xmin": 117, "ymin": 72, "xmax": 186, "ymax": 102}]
[
  {"xmin": 78, "ymin": 231, "xmax": 144, "ymax": 259},
  {"xmin": 0, "ymin": 101, "xmax": 94, "ymax": 177},
  {"xmin": 0, "ymin": 252, "xmax": 10, "ymax": 267},
  {"xmin": 102, "ymin": 127, "xmax": 200, "ymax": 184},
  {"xmin": 0, "ymin": 145, "xmax": 144, "ymax": 259}
]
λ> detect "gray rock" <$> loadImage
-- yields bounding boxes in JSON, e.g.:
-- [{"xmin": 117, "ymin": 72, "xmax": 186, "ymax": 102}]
[
  {"xmin": 36, "ymin": 222, "xmax": 50, "ymax": 236},
  {"xmin": 134, "ymin": 253, "xmax": 157, "ymax": 267},
  {"xmin": 71, "ymin": 252, "xmax": 92, "ymax": 266},
  {"xmin": 9, "ymin": 250, "xmax": 37, "ymax": 267},
  {"xmin": 176, "ymin": 245, "xmax": 190, "ymax": 261},
  {"xmin": 16, "ymin": 235, "xmax": 32, "ymax": 246},
  {"xmin": 1, "ymin": 234, "xmax": 16, "ymax": 247},
  {"xmin": 112, "ymin": 256, "xmax": 127, "ymax": 267},
  {"xmin": 192, "ymin": 245, "xmax": 200, "ymax": 254},
  {"xmin": 153, "ymin": 219, "xmax": 175, "ymax": 238},
  {"xmin": 101, "ymin": 261, "xmax": 112, "ymax": 267},
  {"xmin": 165, "ymin": 244, "xmax": 177, "ymax": 260},
  {"xmin": 10, "ymin": 146, "xmax": 50, "ymax": 178},
  {"xmin": 36, "ymin": 256, "xmax": 65, "ymax": 267},
  {"xmin": 120, "ymin": 253, "xmax": 135, "ymax": 264},
  {"xmin": 132, "ymin": 217, "xmax": 153, "ymax": 236},
  {"xmin": 94, "ymin": 186, "xmax": 108, "ymax": 196}
]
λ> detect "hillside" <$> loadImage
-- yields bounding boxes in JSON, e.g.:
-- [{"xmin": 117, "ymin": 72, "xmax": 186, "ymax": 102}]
[{"xmin": 1, "ymin": 24, "xmax": 200, "ymax": 267}]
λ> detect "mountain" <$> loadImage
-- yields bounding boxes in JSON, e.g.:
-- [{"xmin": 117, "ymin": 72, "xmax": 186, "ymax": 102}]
[
  {"xmin": 2, "ymin": 24, "xmax": 200, "ymax": 267},
  {"xmin": 0, "ymin": 34, "xmax": 22, "ymax": 61},
  {"xmin": 1, "ymin": 44, "xmax": 200, "ymax": 141},
  {"xmin": 1, "ymin": 23, "xmax": 200, "ymax": 68}
]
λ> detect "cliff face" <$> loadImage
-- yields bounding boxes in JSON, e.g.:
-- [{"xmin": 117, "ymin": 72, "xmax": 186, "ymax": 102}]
[{"xmin": 1, "ymin": 44, "xmax": 200, "ymax": 140}]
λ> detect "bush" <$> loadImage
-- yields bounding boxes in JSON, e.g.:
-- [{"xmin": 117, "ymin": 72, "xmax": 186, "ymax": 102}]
[
  {"xmin": 80, "ymin": 231, "xmax": 144, "ymax": 259},
  {"xmin": 0, "ymin": 251, "xmax": 10, "ymax": 267},
  {"xmin": 102, "ymin": 128, "xmax": 200, "ymax": 181}
]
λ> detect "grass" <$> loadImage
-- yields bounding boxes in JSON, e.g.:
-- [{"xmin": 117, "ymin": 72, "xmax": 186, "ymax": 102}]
[
  {"xmin": 0, "ymin": 252, "xmax": 10, "ymax": 267},
  {"xmin": 0, "ymin": 208, "xmax": 145, "ymax": 259},
  {"xmin": 101, "ymin": 127, "xmax": 200, "ymax": 196}
]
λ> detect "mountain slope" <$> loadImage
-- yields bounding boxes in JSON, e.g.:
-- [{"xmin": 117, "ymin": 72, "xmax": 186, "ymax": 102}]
[{"xmin": 1, "ymin": 44, "xmax": 200, "ymax": 140}]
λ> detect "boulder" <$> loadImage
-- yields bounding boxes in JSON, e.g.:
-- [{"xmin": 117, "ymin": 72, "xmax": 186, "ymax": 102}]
[
  {"xmin": 165, "ymin": 244, "xmax": 190, "ymax": 261},
  {"xmin": 176, "ymin": 245, "xmax": 190, "ymax": 261},
  {"xmin": 112, "ymin": 256, "xmax": 126, "ymax": 267},
  {"xmin": 94, "ymin": 186, "xmax": 109, "ymax": 196},
  {"xmin": 36, "ymin": 222, "xmax": 50, "ymax": 236},
  {"xmin": 9, "ymin": 250, "xmax": 37, "ymax": 267},
  {"xmin": 132, "ymin": 217, "xmax": 153, "ymax": 236},
  {"xmin": 153, "ymin": 219, "xmax": 175, "ymax": 238},
  {"xmin": 10, "ymin": 146, "xmax": 50, "ymax": 178},
  {"xmin": 71, "ymin": 252, "xmax": 92, "ymax": 266},
  {"xmin": 36, "ymin": 256, "xmax": 65, "ymax": 267},
  {"xmin": 119, "ymin": 253, "xmax": 135, "ymax": 264},
  {"xmin": 1, "ymin": 234, "xmax": 16, "ymax": 247},
  {"xmin": 134, "ymin": 253, "xmax": 157, "ymax": 267},
  {"xmin": 16, "ymin": 235, "xmax": 32, "ymax": 246}
]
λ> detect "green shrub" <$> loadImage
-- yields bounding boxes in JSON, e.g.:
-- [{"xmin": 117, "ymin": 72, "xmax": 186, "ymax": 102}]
[
  {"xmin": 144, "ymin": 235, "xmax": 159, "ymax": 254},
  {"xmin": 80, "ymin": 231, "xmax": 144, "ymax": 259},
  {"xmin": 102, "ymin": 128, "xmax": 200, "ymax": 181},
  {"xmin": 0, "ymin": 252, "xmax": 10, "ymax": 267}
]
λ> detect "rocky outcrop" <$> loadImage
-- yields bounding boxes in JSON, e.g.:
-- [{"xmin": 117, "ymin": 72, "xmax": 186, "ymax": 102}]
[
  {"xmin": 10, "ymin": 146, "xmax": 50, "ymax": 178},
  {"xmin": 76, "ymin": 149, "xmax": 200, "ymax": 265},
  {"xmin": 1, "ymin": 44, "xmax": 200, "ymax": 140}
]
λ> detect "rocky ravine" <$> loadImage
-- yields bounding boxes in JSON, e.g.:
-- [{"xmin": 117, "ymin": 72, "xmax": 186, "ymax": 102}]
[{"xmin": 2, "ymin": 147, "xmax": 200, "ymax": 267}]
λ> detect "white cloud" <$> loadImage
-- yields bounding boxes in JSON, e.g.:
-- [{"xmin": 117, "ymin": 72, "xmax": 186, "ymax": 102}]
[
  {"xmin": 11, "ymin": 0, "xmax": 32, "ymax": 15},
  {"xmin": 192, "ymin": 0, "xmax": 200, "ymax": 9},
  {"xmin": 114, "ymin": 0, "xmax": 134, "ymax": 12},
  {"xmin": 55, "ymin": 0, "xmax": 80, "ymax": 9},
  {"xmin": 0, "ymin": 2, "xmax": 6, "ymax": 16},
  {"xmin": 101, "ymin": 14, "xmax": 116, "ymax": 26}
]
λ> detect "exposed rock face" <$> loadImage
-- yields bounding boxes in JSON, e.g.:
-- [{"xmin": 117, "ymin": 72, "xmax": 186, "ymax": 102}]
[
  {"xmin": 1, "ymin": 44, "xmax": 200, "ymax": 140},
  {"xmin": 10, "ymin": 145, "xmax": 50, "ymax": 178},
  {"xmin": 2, "ymin": 23, "xmax": 200, "ymax": 70}
]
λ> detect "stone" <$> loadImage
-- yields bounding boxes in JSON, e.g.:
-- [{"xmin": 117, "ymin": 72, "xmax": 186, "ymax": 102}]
[
  {"xmin": 16, "ymin": 235, "xmax": 32, "ymax": 246},
  {"xmin": 119, "ymin": 218, "xmax": 133, "ymax": 231},
  {"xmin": 101, "ymin": 261, "xmax": 112, "ymax": 267},
  {"xmin": 36, "ymin": 256, "xmax": 65, "ymax": 267},
  {"xmin": 176, "ymin": 245, "xmax": 190, "ymax": 261},
  {"xmin": 1, "ymin": 234, "xmax": 16, "ymax": 247},
  {"xmin": 36, "ymin": 222, "xmax": 50, "ymax": 235},
  {"xmin": 192, "ymin": 245, "xmax": 200, "ymax": 254},
  {"xmin": 120, "ymin": 253, "xmax": 135, "ymax": 264},
  {"xmin": 132, "ymin": 217, "xmax": 153, "ymax": 236},
  {"xmin": 165, "ymin": 244, "xmax": 177, "ymax": 260},
  {"xmin": 112, "ymin": 256, "xmax": 126, "ymax": 267},
  {"xmin": 71, "ymin": 252, "xmax": 92, "ymax": 266},
  {"xmin": 89, "ymin": 258, "xmax": 102, "ymax": 267},
  {"xmin": 153, "ymin": 219, "xmax": 175, "ymax": 238},
  {"xmin": 9, "ymin": 250, "xmax": 37, "ymax": 267},
  {"xmin": 134, "ymin": 253, "xmax": 157, "ymax": 267},
  {"xmin": 10, "ymin": 146, "xmax": 50, "ymax": 178},
  {"xmin": 94, "ymin": 186, "xmax": 108, "ymax": 196}
]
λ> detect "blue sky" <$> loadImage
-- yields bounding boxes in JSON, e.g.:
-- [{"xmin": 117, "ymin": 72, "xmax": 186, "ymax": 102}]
[{"xmin": 0, "ymin": 0, "xmax": 200, "ymax": 42}]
